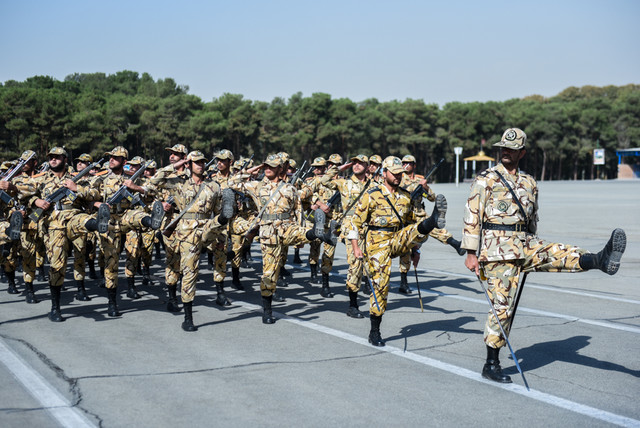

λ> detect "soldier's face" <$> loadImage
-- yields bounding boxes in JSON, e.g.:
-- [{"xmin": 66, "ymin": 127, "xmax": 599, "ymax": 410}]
[
  {"xmin": 217, "ymin": 159, "xmax": 230, "ymax": 172},
  {"xmin": 369, "ymin": 163, "xmax": 380, "ymax": 174},
  {"xmin": 402, "ymin": 161, "xmax": 415, "ymax": 173},
  {"xmin": 144, "ymin": 168, "xmax": 155, "ymax": 178},
  {"xmin": 129, "ymin": 164, "xmax": 141, "ymax": 175},
  {"xmin": 191, "ymin": 160, "xmax": 205, "ymax": 175},
  {"xmin": 48, "ymin": 155, "xmax": 66, "ymax": 172},
  {"xmin": 352, "ymin": 161, "xmax": 367, "ymax": 175},
  {"xmin": 313, "ymin": 166, "xmax": 326, "ymax": 176},
  {"xmin": 264, "ymin": 165, "xmax": 280, "ymax": 179},
  {"xmin": 384, "ymin": 170, "xmax": 403, "ymax": 187},
  {"xmin": 77, "ymin": 161, "xmax": 89, "ymax": 171},
  {"xmin": 501, "ymin": 148, "xmax": 526, "ymax": 169},
  {"xmin": 169, "ymin": 152, "xmax": 184, "ymax": 165},
  {"xmin": 109, "ymin": 156, "xmax": 125, "ymax": 170}
]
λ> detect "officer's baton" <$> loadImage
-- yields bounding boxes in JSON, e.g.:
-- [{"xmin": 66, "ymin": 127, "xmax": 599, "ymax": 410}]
[
  {"xmin": 413, "ymin": 265, "xmax": 424, "ymax": 313},
  {"xmin": 476, "ymin": 274, "xmax": 530, "ymax": 391},
  {"xmin": 509, "ymin": 272, "xmax": 528, "ymax": 329}
]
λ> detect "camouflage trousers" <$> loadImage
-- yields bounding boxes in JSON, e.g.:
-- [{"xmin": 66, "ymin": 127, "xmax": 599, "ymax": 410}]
[
  {"xmin": 365, "ymin": 225, "xmax": 428, "ymax": 316},
  {"xmin": 163, "ymin": 233, "xmax": 181, "ymax": 286},
  {"xmin": 0, "ymin": 220, "xmax": 9, "ymax": 246},
  {"xmin": 71, "ymin": 233, "xmax": 87, "ymax": 281},
  {"xmin": 124, "ymin": 228, "xmax": 155, "ymax": 277},
  {"xmin": 19, "ymin": 229, "xmax": 38, "ymax": 283},
  {"xmin": 46, "ymin": 213, "xmax": 94, "ymax": 287},
  {"xmin": 399, "ymin": 227, "xmax": 452, "ymax": 273},
  {"xmin": 99, "ymin": 210, "xmax": 149, "ymax": 289},
  {"xmin": 309, "ymin": 240, "xmax": 321, "ymax": 266},
  {"xmin": 36, "ymin": 223, "xmax": 46, "ymax": 269},
  {"xmin": 345, "ymin": 236, "xmax": 365, "ymax": 293},
  {"xmin": 177, "ymin": 222, "xmax": 226, "ymax": 303},
  {"xmin": 260, "ymin": 224, "xmax": 311, "ymax": 297},
  {"xmin": 481, "ymin": 238, "xmax": 585, "ymax": 349},
  {"xmin": 1, "ymin": 240, "xmax": 20, "ymax": 271}
]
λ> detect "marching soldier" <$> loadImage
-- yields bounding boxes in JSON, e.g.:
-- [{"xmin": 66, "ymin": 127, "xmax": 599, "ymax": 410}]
[
  {"xmin": 28, "ymin": 147, "xmax": 109, "ymax": 322},
  {"xmin": 397, "ymin": 154, "xmax": 464, "ymax": 295},
  {"xmin": 349, "ymin": 156, "xmax": 447, "ymax": 346},
  {"xmin": 367, "ymin": 155, "xmax": 384, "ymax": 184},
  {"xmin": 462, "ymin": 127, "xmax": 627, "ymax": 383},
  {"xmin": 93, "ymin": 146, "xmax": 164, "ymax": 317}
]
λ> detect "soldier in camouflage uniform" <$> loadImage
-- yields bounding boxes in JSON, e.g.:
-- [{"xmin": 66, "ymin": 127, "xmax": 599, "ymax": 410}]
[
  {"xmin": 462, "ymin": 127, "xmax": 627, "ymax": 384},
  {"xmin": 367, "ymin": 155, "xmax": 384, "ymax": 185},
  {"xmin": 140, "ymin": 160, "xmax": 158, "ymax": 286},
  {"xmin": 148, "ymin": 151, "xmax": 235, "ymax": 331},
  {"xmin": 349, "ymin": 156, "xmax": 447, "ymax": 346},
  {"xmin": 0, "ymin": 164, "xmax": 26, "ymax": 296},
  {"xmin": 29, "ymin": 147, "xmax": 110, "ymax": 322},
  {"xmin": 233, "ymin": 154, "xmax": 337, "ymax": 324},
  {"xmin": 396, "ymin": 154, "xmax": 465, "ymax": 295},
  {"xmin": 94, "ymin": 146, "xmax": 164, "ymax": 317},
  {"xmin": 326, "ymin": 154, "xmax": 372, "ymax": 318},
  {"xmin": 304, "ymin": 157, "xmax": 329, "ymax": 284}
]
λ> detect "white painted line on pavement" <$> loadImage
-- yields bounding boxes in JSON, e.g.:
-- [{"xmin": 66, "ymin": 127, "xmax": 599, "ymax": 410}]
[
  {"xmin": 0, "ymin": 339, "xmax": 96, "ymax": 428},
  {"xmin": 230, "ymin": 298, "xmax": 640, "ymax": 428}
]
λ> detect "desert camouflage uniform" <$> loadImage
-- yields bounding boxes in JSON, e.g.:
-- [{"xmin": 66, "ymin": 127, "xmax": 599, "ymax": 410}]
[
  {"xmin": 398, "ymin": 173, "xmax": 453, "ymax": 273},
  {"xmin": 461, "ymin": 162, "xmax": 585, "ymax": 348},
  {"xmin": 349, "ymin": 185, "xmax": 428, "ymax": 316},
  {"xmin": 13, "ymin": 171, "xmax": 41, "ymax": 284},
  {"xmin": 124, "ymin": 175, "xmax": 156, "ymax": 279},
  {"xmin": 27, "ymin": 170, "xmax": 99, "ymax": 288}
]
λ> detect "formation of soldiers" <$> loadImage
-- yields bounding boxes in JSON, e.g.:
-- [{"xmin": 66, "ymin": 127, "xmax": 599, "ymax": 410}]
[{"xmin": 0, "ymin": 128, "xmax": 627, "ymax": 384}]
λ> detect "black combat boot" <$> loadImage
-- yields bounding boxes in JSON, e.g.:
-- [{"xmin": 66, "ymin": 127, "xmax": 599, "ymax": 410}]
[
  {"xmin": 293, "ymin": 248, "xmax": 303, "ymax": 264},
  {"xmin": 142, "ymin": 265, "xmax": 153, "ymax": 286},
  {"xmin": 280, "ymin": 266, "xmax": 292, "ymax": 278},
  {"xmin": 48, "ymin": 286, "xmax": 64, "ymax": 322},
  {"xmin": 97, "ymin": 204, "xmax": 110, "ymax": 234},
  {"xmin": 25, "ymin": 281, "xmax": 38, "ymax": 304},
  {"xmin": 305, "ymin": 210, "xmax": 338, "ymax": 246},
  {"xmin": 310, "ymin": 263, "xmax": 319, "ymax": 284},
  {"xmin": 215, "ymin": 281, "xmax": 231, "ymax": 306},
  {"xmin": 398, "ymin": 272, "xmax": 412, "ymax": 295},
  {"xmin": 166, "ymin": 284, "xmax": 180, "ymax": 312},
  {"xmin": 417, "ymin": 194, "xmax": 447, "ymax": 235},
  {"xmin": 578, "ymin": 228, "xmax": 626, "ymax": 275},
  {"xmin": 126, "ymin": 276, "xmax": 141, "ymax": 299},
  {"xmin": 231, "ymin": 267, "xmax": 243, "ymax": 290},
  {"xmin": 155, "ymin": 240, "xmax": 162, "ymax": 261},
  {"xmin": 6, "ymin": 270, "xmax": 18, "ymax": 294},
  {"xmin": 262, "ymin": 295, "xmax": 276, "ymax": 324},
  {"xmin": 75, "ymin": 280, "xmax": 91, "ymax": 301},
  {"xmin": 181, "ymin": 301, "xmax": 198, "ymax": 332},
  {"xmin": 446, "ymin": 237, "xmax": 466, "ymax": 256},
  {"xmin": 107, "ymin": 287, "xmax": 121, "ymax": 317},
  {"xmin": 37, "ymin": 265, "xmax": 47, "ymax": 282},
  {"xmin": 346, "ymin": 289, "xmax": 364, "ymax": 318},
  {"xmin": 482, "ymin": 345, "xmax": 512, "ymax": 383},
  {"xmin": 207, "ymin": 251, "xmax": 214, "ymax": 267},
  {"xmin": 320, "ymin": 272, "xmax": 334, "ymax": 298},
  {"xmin": 368, "ymin": 314, "xmax": 385, "ymax": 347},
  {"xmin": 88, "ymin": 259, "xmax": 97, "ymax": 279}
]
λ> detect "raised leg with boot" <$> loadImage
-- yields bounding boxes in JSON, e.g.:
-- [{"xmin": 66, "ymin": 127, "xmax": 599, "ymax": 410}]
[{"xmin": 578, "ymin": 228, "xmax": 626, "ymax": 275}]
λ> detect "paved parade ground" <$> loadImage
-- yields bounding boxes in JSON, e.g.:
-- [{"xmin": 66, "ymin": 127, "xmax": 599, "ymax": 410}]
[{"xmin": 1, "ymin": 179, "xmax": 639, "ymax": 428}]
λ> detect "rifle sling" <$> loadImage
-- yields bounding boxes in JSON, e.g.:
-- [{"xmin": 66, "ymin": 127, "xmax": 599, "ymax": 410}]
[
  {"xmin": 165, "ymin": 182, "xmax": 207, "ymax": 230},
  {"xmin": 494, "ymin": 170, "xmax": 529, "ymax": 228}
]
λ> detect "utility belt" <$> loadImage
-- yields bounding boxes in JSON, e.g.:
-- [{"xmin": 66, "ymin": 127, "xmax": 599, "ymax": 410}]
[
  {"xmin": 483, "ymin": 222, "xmax": 527, "ymax": 232},
  {"xmin": 181, "ymin": 212, "xmax": 209, "ymax": 220},
  {"xmin": 368, "ymin": 225, "xmax": 400, "ymax": 232},
  {"xmin": 262, "ymin": 212, "xmax": 291, "ymax": 221}
]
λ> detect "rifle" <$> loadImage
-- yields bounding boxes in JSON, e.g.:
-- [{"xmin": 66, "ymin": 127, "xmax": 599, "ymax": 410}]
[
  {"xmin": 326, "ymin": 190, "xmax": 341, "ymax": 210},
  {"xmin": 288, "ymin": 160, "xmax": 307, "ymax": 186},
  {"xmin": 240, "ymin": 154, "xmax": 254, "ymax": 171},
  {"xmin": 105, "ymin": 160, "xmax": 150, "ymax": 207},
  {"xmin": 29, "ymin": 157, "xmax": 104, "ymax": 222},
  {"xmin": 410, "ymin": 158, "xmax": 444, "ymax": 201},
  {"xmin": 0, "ymin": 152, "xmax": 36, "ymax": 206}
]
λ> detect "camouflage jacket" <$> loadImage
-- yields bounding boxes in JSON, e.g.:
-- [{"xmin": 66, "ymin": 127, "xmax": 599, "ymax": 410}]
[
  {"xmin": 461, "ymin": 163, "xmax": 539, "ymax": 262},
  {"xmin": 326, "ymin": 174, "xmax": 370, "ymax": 236},
  {"xmin": 347, "ymin": 184, "xmax": 416, "ymax": 241}
]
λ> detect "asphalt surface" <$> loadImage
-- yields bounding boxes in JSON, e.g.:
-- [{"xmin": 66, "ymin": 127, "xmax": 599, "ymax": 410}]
[{"xmin": 1, "ymin": 179, "xmax": 639, "ymax": 428}]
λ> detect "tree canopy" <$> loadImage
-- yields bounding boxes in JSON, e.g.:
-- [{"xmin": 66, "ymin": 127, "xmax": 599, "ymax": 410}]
[{"xmin": 2, "ymin": 71, "xmax": 638, "ymax": 181}]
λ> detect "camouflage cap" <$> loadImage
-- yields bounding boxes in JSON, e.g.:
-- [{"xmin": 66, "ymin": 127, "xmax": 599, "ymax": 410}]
[
  {"xmin": 382, "ymin": 156, "xmax": 405, "ymax": 174},
  {"xmin": 215, "ymin": 149, "xmax": 234, "ymax": 161},
  {"xmin": 165, "ymin": 144, "xmax": 188, "ymax": 155},
  {"xmin": 101, "ymin": 161, "xmax": 110, "ymax": 170},
  {"xmin": 1, "ymin": 161, "xmax": 15, "ymax": 170},
  {"xmin": 21, "ymin": 150, "xmax": 37, "ymax": 161},
  {"xmin": 289, "ymin": 159, "xmax": 298, "ymax": 169},
  {"xmin": 232, "ymin": 160, "xmax": 243, "ymax": 170},
  {"xmin": 147, "ymin": 160, "xmax": 157, "ymax": 169},
  {"xmin": 264, "ymin": 154, "xmax": 282, "ymax": 168},
  {"xmin": 277, "ymin": 152, "xmax": 290, "ymax": 163},
  {"xmin": 350, "ymin": 154, "xmax": 369, "ymax": 164},
  {"xmin": 311, "ymin": 157, "xmax": 327, "ymax": 167},
  {"xmin": 328, "ymin": 154, "xmax": 343, "ymax": 164},
  {"xmin": 105, "ymin": 146, "xmax": 129, "ymax": 159},
  {"xmin": 128, "ymin": 155, "xmax": 145, "ymax": 165},
  {"xmin": 369, "ymin": 154, "xmax": 382, "ymax": 165},
  {"xmin": 402, "ymin": 154, "xmax": 416, "ymax": 163},
  {"xmin": 47, "ymin": 147, "xmax": 68, "ymax": 158},
  {"xmin": 75, "ymin": 153, "xmax": 93, "ymax": 163},
  {"xmin": 187, "ymin": 151, "xmax": 207, "ymax": 162},
  {"xmin": 494, "ymin": 128, "xmax": 526, "ymax": 150}
]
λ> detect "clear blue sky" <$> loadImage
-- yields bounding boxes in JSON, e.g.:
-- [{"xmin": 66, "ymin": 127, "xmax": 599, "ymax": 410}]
[{"xmin": 1, "ymin": 0, "xmax": 638, "ymax": 106}]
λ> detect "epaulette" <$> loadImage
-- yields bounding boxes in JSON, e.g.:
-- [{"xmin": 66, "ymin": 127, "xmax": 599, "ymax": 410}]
[
  {"xmin": 398, "ymin": 186, "xmax": 409, "ymax": 193},
  {"xmin": 31, "ymin": 172, "xmax": 47, "ymax": 178},
  {"xmin": 94, "ymin": 170, "xmax": 109, "ymax": 176},
  {"xmin": 367, "ymin": 187, "xmax": 381, "ymax": 194}
]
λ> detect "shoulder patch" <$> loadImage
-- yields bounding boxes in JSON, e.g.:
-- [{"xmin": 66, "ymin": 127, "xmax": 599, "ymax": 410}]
[
  {"xmin": 94, "ymin": 170, "xmax": 109, "ymax": 176},
  {"xmin": 31, "ymin": 172, "xmax": 47, "ymax": 178}
]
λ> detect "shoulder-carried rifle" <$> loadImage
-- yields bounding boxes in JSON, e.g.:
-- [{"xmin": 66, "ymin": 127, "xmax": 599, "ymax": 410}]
[
  {"xmin": 105, "ymin": 161, "xmax": 150, "ymax": 207},
  {"xmin": 0, "ymin": 152, "xmax": 36, "ymax": 206},
  {"xmin": 410, "ymin": 158, "xmax": 444, "ymax": 201},
  {"xmin": 29, "ymin": 157, "xmax": 104, "ymax": 222}
]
